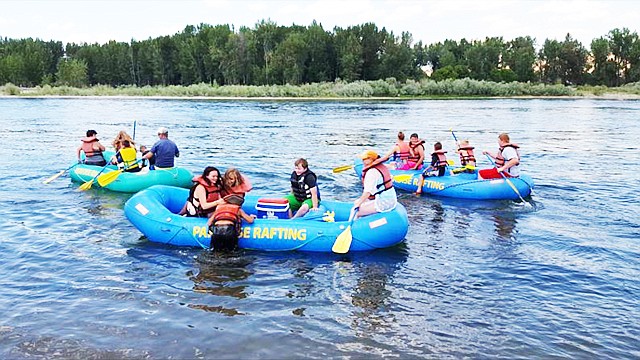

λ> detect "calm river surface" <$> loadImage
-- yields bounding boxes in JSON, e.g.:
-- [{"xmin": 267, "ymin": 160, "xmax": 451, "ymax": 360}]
[{"xmin": 0, "ymin": 97, "xmax": 638, "ymax": 359}]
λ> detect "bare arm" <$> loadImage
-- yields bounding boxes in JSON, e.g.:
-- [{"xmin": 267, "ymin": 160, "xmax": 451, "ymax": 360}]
[
  {"xmin": 310, "ymin": 186, "xmax": 319, "ymax": 210},
  {"xmin": 239, "ymin": 209, "xmax": 255, "ymax": 224}
]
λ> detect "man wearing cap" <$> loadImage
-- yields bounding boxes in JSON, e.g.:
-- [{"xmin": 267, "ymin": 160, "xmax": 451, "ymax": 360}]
[
  {"xmin": 354, "ymin": 150, "xmax": 397, "ymax": 218},
  {"xmin": 143, "ymin": 127, "xmax": 179, "ymax": 169}
]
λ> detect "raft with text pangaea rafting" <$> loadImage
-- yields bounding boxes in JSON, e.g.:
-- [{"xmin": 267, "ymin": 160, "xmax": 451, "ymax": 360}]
[
  {"xmin": 354, "ymin": 160, "xmax": 534, "ymax": 200},
  {"xmin": 124, "ymin": 185, "xmax": 409, "ymax": 252}
]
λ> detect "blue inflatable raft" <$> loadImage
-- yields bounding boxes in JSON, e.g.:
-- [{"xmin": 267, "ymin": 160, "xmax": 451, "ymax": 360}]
[
  {"xmin": 354, "ymin": 161, "xmax": 534, "ymax": 200},
  {"xmin": 70, "ymin": 151, "xmax": 193, "ymax": 193},
  {"xmin": 124, "ymin": 185, "xmax": 409, "ymax": 252}
]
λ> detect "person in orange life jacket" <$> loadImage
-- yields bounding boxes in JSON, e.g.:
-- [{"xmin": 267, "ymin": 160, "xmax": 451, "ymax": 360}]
[
  {"xmin": 415, "ymin": 142, "xmax": 449, "ymax": 195},
  {"xmin": 76, "ymin": 129, "xmax": 107, "ymax": 166},
  {"xmin": 396, "ymin": 133, "xmax": 425, "ymax": 170},
  {"xmin": 221, "ymin": 168, "xmax": 253, "ymax": 198},
  {"xmin": 139, "ymin": 145, "xmax": 155, "ymax": 169},
  {"xmin": 354, "ymin": 150, "xmax": 398, "ymax": 218},
  {"xmin": 206, "ymin": 194, "xmax": 255, "ymax": 251},
  {"xmin": 142, "ymin": 127, "xmax": 179, "ymax": 169},
  {"xmin": 284, "ymin": 158, "xmax": 320, "ymax": 219},
  {"xmin": 456, "ymin": 139, "xmax": 476, "ymax": 168},
  {"xmin": 179, "ymin": 166, "xmax": 223, "ymax": 217},
  {"xmin": 479, "ymin": 133, "xmax": 521, "ymax": 180},
  {"xmin": 114, "ymin": 140, "xmax": 141, "ymax": 172},
  {"xmin": 379, "ymin": 131, "xmax": 411, "ymax": 169}
]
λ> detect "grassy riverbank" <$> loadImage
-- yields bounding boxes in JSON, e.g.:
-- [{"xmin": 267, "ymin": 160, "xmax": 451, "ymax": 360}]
[{"xmin": 2, "ymin": 79, "xmax": 640, "ymax": 99}]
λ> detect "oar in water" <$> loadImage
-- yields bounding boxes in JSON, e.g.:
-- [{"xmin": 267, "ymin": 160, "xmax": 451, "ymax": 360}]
[
  {"xmin": 484, "ymin": 154, "xmax": 531, "ymax": 207},
  {"xmin": 332, "ymin": 164, "xmax": 354, "ymax": 173},
  {"xmin": 97, "ymin": 159, "xmax": 143, "ymax": 187},
  {"xmin": 332, "ymin": 207, "xmax": 358, "ymax": 254},
  {"xmin": 43, "ymin": 162, "xmax": 80, "ymax": 184}
]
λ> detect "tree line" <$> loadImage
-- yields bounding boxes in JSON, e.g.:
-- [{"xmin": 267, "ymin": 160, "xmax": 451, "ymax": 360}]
[{"xmin": 1, "ymin": 20, "xmax": 638, "ymax": 88}]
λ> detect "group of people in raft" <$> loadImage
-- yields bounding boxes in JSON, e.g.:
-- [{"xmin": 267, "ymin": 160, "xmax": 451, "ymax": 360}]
[
  {"xmin": 378, "ymin": 131, "xmax": 521, "ymax": 194},
  {"xmin": 77, "ymin": 127, "xmax": 521, "ymax": 252}
]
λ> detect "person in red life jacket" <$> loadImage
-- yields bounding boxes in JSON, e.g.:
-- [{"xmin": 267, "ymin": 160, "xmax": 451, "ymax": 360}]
[
  {"xmin": 379, "ymin": 131, "xmax": 411, "ymax": 169},
  {"xmin": 456, "ymin": 139, "xmax": 476, "ymax": 169},
  {"xmin": 284, "ymin": 158, "xmax": 321, "ymax": 219},
  {"xmin": 396, "ymin": 133, "xmax": 425, "ymax": 170},
  {"xmin": 354, "ymin": 150, "xmax": 398, "ymax": 218},
  {"xmin": 206, "ymin": 194, "xmax": 255, "ymax": 251},
  {"xmin": 142, "ymin": 127, "xmax": 179, "ymax": 169},
  {"xmin": 114, "ymin": 140, "xmax": 141, "ymax": 173},
  {"xmin": 180, "ymin": 166, "xmax": 223, "ymax": 217},
  {"xmin": 479, "ymin": 133, "xmax": 521, "ymax": 179},
  {"xmin": 221, "ymin": 168, "xmax": 253, "ymax": 198},
  {"xmin": 415, "ymin": 142, "xmax": 449, "ymax": 195},
  {"xmin": 76, "ymin": 129, "xmax": 107, "ymax": 166}
]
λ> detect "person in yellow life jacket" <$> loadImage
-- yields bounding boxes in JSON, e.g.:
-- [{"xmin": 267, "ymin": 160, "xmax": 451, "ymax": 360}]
[
  {"xmin": 76, "ymin": 129, "xmax": 107, "ymax": 166},
  {"xmin": 112, "ymin": 130, "xmax": 135, "ymax": 151},
  {"xmin": 180, "ymin": 166, "xmax": 223, "ymax": 217},
  {"xmin": 416, "ymin": 142, "xmax": 449, "ymax": 195},
  {"xmin": 115, "ymin": 140, "xmax": 141, "ymax": 172},
  {"xmin": 206, "ymin": 194, "xmax": 255, "ymax": 251},
  {"xmin": 379, "ymin": 131, "xmax": 411, "ymax": 169}
]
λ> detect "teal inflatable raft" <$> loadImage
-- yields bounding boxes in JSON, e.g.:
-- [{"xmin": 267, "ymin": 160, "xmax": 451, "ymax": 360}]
[
  {"xmin": 70, "ymin": 151, "xmax": 193, "ymax": 193},
  {"xmin": 354, "ymin": 161, "xmax": 534, "ymax": 200},
  {"xmin": 124, "ymin": 185, "xmax": 409, "ymax": 252}
]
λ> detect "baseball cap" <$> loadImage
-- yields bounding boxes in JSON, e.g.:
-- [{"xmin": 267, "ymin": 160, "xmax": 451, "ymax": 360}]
[
  {"xmin": 359, "ymin": 150, "xmax": 379, "ymax": 160},
  {"xmin": 157, "ymin": 127, "xmax": 168, "ymax": 135}
]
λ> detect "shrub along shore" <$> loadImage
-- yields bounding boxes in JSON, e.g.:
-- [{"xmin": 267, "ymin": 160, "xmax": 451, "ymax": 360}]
[{"xmin": 2, "ymin": 79, "xmax": 640, "ymax": 99}]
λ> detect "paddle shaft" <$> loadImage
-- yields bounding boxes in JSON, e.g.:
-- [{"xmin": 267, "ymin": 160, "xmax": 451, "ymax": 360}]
[{"xmin": 43, "ymin": 162, "xmax": 79, "ymax": 184}]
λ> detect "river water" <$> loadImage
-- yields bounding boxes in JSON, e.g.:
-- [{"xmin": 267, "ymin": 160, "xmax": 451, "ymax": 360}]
[{"xmin": 0, "ymin": 97, "xmax": 638, "ymax": 359}]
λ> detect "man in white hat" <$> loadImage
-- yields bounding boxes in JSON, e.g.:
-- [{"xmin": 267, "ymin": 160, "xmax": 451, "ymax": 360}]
[{"xmin": 143, "ymin": 127, "xmax": 180, "ymax": 169}]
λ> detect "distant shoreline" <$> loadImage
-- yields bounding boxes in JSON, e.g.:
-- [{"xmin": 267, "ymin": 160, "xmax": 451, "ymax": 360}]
[{"xmin": 2, "ymin": 93, "xmax": 640, "ymax": 100}]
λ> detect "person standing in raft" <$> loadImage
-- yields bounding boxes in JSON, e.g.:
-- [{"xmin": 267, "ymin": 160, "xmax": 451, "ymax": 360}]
[
  {"xmin": 114, "ymin": 140, "xmax": 141, "ymax": 172},
  {"xmin": 354, "ymin": 150, "xmax": 397, "ymax": 218},
  {"xmin": 479, "ymin": 132, "xmax": 521, "ymax": 180},
  {"xmin": 415, "ymin": 142, "xmax": 449, "ymax": 195},
  {"xmin": 142, "ymin": 127, "xmax": 179, "ymax": 169},
  {"xmin": 180, "ymin": 166, "xmax": 223, "ymax": 217},
  {"xmin": 76, "ymin": 129, "xmax": 107, "ymax": 166},
  {"xmin": 284, "ymin": 158, "xmax": 321, "ymax": 219},
  {"xmin": 379, "ymin": 131, "xmax": 411, "ymax": 169},
  {"xmin": 206, "ymin": 194, "xmax": 255, "ymax": 251}
]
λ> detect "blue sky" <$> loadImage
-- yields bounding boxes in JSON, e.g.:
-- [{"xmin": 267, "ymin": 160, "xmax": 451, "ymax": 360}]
[{"xmin": 1, "ymin": 0, "xmax": 637, "ymax": 48}]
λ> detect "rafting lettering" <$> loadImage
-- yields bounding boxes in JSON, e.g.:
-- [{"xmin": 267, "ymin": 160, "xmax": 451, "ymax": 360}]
[
  {"xmin": 192, "ymin": 226, "xmax": 307, "ymax": 241},
  {"xmin": 414, "ymin": 178, "xmax": 445, "ymax": 190},
  {"xmin": 75, "ymin": 168, "xmax": 99, "ymax": 177}
]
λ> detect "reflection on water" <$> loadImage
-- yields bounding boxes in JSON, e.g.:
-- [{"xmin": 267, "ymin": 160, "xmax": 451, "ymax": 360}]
[
  {"xmin": 188, "ymin": 251, "xmax": 256, "ymax": 316},
  {"xmin": 493, "ymin": 213, "xmax": 518, "ymax": 240}
]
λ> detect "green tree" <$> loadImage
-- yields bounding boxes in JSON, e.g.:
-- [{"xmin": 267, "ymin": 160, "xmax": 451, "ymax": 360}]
[
  {"xmin": 334, "ymin": 27, "xmax": 362, "ymax": 81},
  {"xmin": 503, "ymin": 36, "xmax": 536, "ymax": 82},
  {"xmin": 607, "ymin": 28, "xmax": 639, "ymax": 85},
  {"xmin": 464, "ymin": 37, "xmax": 504, "ymax": 80},
  {"xmin": 55, "ymin": 58, "xmax": 88, "ymax": 87}
]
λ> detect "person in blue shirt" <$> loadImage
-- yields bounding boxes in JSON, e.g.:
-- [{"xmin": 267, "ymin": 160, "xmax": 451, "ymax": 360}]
[{"xmin": 143, "ymin": 127, "xmax": 179, "ymax": 169}]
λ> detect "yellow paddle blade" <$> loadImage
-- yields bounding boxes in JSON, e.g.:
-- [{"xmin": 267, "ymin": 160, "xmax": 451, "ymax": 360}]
[
  {"xmin": 43, "ymin": 170, "xmax": 65, "ymax": 184},
  {"xmin": 332, "ymin": 225, "xmax": 352, "ymax": 253},
  {"xmin": 393, "ymin": 174, "xmax": 414, "ymax": 183},
  {"xmin": 78, "ymin": 180, "xmax": 94, "ymax": 191},
  {"xmin": 97, "ymin": 170, "xmax": 123, "ymax": 187},
  {"xmin": 332, "ymin": 164, "xmax": 354, "ymax": 173},
  {"xmin": 447, "ymin": 159, "xmax": 455, "ymax": 166}
]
